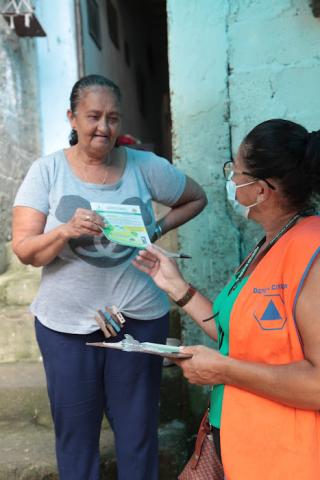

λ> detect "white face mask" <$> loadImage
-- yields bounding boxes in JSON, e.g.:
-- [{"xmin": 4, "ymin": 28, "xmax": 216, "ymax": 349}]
[{"xmin": 226, "ymin": 178, "xmax": 261, "ymax": 218}]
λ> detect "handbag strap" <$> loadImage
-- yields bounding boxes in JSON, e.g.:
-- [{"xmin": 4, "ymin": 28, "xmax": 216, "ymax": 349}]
[{"xmin": 190, "ymin": 410, "xmax": 211, "ymax": 469}]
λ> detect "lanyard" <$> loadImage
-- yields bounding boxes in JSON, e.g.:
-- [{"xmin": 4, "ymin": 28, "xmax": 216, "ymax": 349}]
[{"xmin": 228, "ymin": 212, "xmax": 302, "ymax": 295}]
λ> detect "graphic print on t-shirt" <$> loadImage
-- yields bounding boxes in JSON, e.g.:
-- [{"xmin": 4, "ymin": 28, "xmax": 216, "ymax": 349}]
[{"xmin": 55, "ymin": 194, "xmax": 152, "ymax": 268}]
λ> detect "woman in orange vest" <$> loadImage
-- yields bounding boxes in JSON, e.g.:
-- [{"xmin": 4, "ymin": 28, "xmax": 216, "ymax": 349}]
[{"xmin": 133, "ymin": 119, "xmax": 320, "ymax": 479}]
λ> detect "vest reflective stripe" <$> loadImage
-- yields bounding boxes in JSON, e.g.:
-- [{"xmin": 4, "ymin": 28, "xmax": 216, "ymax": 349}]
[{"xmin": 220, "ymin": 216, "xmax": 320, "ymax": 480}]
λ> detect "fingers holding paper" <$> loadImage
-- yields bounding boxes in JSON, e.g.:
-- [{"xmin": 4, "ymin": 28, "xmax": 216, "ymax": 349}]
[
  {"xmin": 174, "ymin": 345, "xmax": 226, "ymax": 386},
  {"xmin": 63, "ymin": 208, "xmax": 105, "ymax": 239}
]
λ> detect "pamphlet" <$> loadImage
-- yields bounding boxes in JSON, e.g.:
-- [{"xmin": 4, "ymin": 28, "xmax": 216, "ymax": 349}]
[{"xmin": 91, "ymin": 202, "xmax": 151, "ymax": 249}]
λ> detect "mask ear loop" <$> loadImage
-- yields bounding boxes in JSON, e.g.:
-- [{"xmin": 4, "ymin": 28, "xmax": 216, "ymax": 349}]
[
  {"xmin": 235, "ymin": 180, "xmax": 263, "ymax": 218},
  {"xmin": 235, "ymin": 180, "xmax": 258, "ymax": 189}
]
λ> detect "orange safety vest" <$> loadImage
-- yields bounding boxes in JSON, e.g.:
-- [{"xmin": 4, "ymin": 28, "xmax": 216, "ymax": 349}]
[{"xmin": 220, "ymin": 216, "xmax": 320, "ymax": 480}]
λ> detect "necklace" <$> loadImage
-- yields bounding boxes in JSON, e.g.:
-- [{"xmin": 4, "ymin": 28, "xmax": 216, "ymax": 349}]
[
  {"xmin": 228, "ymin": 212, "xmax": 302, "ymax": 295},
  {"xmin": 82, "ymin": 154, "xmax": 110, "ymax": 184}
]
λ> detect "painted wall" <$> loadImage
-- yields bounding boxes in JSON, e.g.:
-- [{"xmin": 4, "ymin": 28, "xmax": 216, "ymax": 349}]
[
  {"xmin": 167, "ymin": 0, "xmax": 320, "ymax": 411},
  {"xmin": 0, "ymin": 0, "xmax": 78, "ymax": 280},
  {"xmin": 167, "ymin": 0, "xmax": 239, "ymax": 331},
  {"xmin": 35, "ymin": 0, "xmax": 78, "ymax": 155},
  {"xmin": 0, "ymin": 14, "xmax": 40, "ymax": 273},
  {"xmin": 228, "ymin": 0, "xmax": 320, "ymax": 253}
]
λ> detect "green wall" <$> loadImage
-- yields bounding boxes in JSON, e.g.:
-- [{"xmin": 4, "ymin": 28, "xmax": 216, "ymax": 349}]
[{"xmin": 167, "ymin": 0, "xmax": 320, "ymax": 413}]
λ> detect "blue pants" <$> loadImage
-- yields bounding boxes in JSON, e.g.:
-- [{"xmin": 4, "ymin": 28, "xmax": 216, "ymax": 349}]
[{"xmin": 35, "ymin": 314, "xmax": 169, "ymax": 480}]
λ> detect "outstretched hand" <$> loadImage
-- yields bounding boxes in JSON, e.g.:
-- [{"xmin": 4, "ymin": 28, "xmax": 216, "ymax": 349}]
[{"xmin": 132, "ymin": 245, "xmax": 188, "ymax": 297}]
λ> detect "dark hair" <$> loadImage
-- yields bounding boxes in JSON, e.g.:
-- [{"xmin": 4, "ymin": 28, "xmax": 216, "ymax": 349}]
[
  {"xmin": 69, "ymin": 74, "xmax": 122, "ymax": 146},
  {"xmin": 242, "ymin": 119, "xmax": 320, "ymax": 210}
]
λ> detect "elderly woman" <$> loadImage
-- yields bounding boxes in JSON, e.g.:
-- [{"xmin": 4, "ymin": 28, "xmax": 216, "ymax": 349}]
[
  {"xmin": 12, "ymin": 74, "xmax": 207, "ymax": 480},
  {"xmin": 133, "ymin": 119, "xmax": 320, "ymax": 480}
]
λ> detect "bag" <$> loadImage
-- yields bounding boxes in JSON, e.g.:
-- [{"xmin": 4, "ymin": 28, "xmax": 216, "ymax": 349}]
[{"xmin": 178, "ymin": 410, "xmax": 224, "ymax": 480}]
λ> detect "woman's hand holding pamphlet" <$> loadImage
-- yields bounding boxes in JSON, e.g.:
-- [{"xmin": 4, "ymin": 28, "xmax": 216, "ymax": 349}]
[
  {"xmin": 91, "ymin": 202, "xmax": 192, "ymax": 258},
  {"xmin": 91, "ymin": 202, "xmax": 151, "ymax": 249}
]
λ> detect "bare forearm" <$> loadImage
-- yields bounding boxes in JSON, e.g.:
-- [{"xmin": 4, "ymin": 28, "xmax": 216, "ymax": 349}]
[
  {"xmin": 221, "ymin": 356, "xmax": 320, "ymax": 410},
  {"xmin": 169, "ymin": 280, "xmax": 217, "ymax": 340},
  {"xmin": 160, "ymin": 197, "xmax": 207, "ymax": 234},
  {"xmin": 132, "ymin": 243, "xmax": 216, "ymax": 338},
  {"xmin": 13, "ymin": 225, "xmax": 69, "ymax": 267}
]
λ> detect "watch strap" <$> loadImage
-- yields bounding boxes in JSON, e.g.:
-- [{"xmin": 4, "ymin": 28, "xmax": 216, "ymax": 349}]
[{"xmin": 174, "ymin": 284, "xmax": 197, "ymax": 307}]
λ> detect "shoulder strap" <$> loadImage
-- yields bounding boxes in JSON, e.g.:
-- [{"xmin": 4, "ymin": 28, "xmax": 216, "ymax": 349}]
[{"xmin": 190, "ymin": 410, "xmax": 211, "ymax": 469}]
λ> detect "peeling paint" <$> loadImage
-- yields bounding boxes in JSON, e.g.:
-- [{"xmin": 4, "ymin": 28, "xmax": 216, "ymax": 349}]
[
  {"xmin": 0, "ymin": 17, "xmax": 40, "ymax": 266},
  {"xmin": 167, "ymin": 0, "xmax": 320, "ymax": 417}
]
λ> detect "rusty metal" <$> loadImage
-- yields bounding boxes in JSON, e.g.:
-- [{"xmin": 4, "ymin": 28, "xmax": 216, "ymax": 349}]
[
  {"xmin": 3, "ymin": 13, "xmax": 46, "ymax": 36},
  {"xmin": 1, "ymin": 0, "xmax": 46, "ymax": 37}
]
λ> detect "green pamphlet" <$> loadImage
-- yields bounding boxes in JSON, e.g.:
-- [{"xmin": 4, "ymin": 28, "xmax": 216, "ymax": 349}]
[{"xmin": 91, "ymin": 202, "xmax": 151, "ymax": 249}]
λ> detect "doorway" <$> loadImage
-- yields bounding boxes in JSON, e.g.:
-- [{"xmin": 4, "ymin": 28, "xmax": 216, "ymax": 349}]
[
  {"xmin": 118, "ymin": 0, "xmax": 171, "ymax": 158},
  {"xmin": 81, "ymin": 0, "xmax": 171, "ymax": 158}
]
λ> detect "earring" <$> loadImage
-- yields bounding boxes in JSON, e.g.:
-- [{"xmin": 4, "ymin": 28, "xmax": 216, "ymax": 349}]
[{"xmin": 69, "ymin": 128, "xmax": 78, "ymax": 146}]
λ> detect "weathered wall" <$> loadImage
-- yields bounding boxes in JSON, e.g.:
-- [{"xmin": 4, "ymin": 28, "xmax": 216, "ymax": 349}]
[
  {"xmin": 167, "ymin": 0, "xmax": 320, "ymax": 413},
  {"xmin": 34, "ymin": 0, "xmax": 78, "ymax": 155},
  {"xmin": 0, "ymin": 15, "xmax": 40, "ymax": 273},
  {"xmin": 228, "ymin": 0, "xmax": 320, "ymax": 253},
  {"xmin": 167, "ymin": 0, "xmax": 239, "ymax": 331}
]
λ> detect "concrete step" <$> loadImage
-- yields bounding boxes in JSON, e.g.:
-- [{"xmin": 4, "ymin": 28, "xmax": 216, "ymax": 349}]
[
  {"xmin": 0, "ymin": 243, "xmax": 41, "ymax": 307},
  {"xmin": 0, "ymin": 305, "xmax": 40, "ymax": 363},
  {"xmin": 0, "ymin": 419, "xmax": 115, "ymax": 480},
  {"xmin": 0, "ymin": 361, "xmax": 51, "ymax": 428},
  {"xmin": 0, "ymin": 360, "xmax": 183, "ymax": 427},
  {"xmin": 0, "ymin": 303, "xmax": 188, "ymax": 478},
  {"xmin": 0, "ymin": 419, "xmax": 187, "ymax": 479}
]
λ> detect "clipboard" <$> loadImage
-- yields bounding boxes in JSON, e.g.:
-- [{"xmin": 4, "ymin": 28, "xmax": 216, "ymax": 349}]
[{"xmin": 86, "ymin": 335, "xmax": 192, "ymax": 359}]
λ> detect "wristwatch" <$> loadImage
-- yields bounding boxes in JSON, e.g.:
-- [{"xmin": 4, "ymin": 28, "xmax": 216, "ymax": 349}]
[
  {"xmin": 153, "ymin": 222, "xmax": 163, "ymax": 241},
  {"xmin": 173, "ymin": 284, "xmax": 197, "ymax": 307}
]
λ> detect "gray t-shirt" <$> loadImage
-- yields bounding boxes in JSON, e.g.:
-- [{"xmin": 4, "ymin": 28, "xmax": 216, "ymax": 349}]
[{"xmin": 14, "ymin": 148, "xmax": 186, "ymax": 334}]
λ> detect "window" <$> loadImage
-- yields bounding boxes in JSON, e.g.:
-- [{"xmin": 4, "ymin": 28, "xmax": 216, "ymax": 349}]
[
  {"xmin": 87, "ymin": 0, "xmax": 101, "ymax": 49},
  {"xmin": 106, "ymin": 0, "xmax": 120, "ymax": 49}
]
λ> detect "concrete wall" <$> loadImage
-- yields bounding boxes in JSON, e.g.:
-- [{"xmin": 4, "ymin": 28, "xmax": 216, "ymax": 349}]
[
  {"xmin": 228, "ymin": 0, "xmax": 320, "ymax": 253},
  {"xmin": 167, "ymin": 0, "xmax": 239, "ymax": 336},
  {"xmin": 167, "ymin": 0, "xmax": 320, "ymax": 411},
  {"xmin": 0, "ymin": 0, "xmax": 78, "ymax": 292},
  {"xmin": 0, "ymin": 14, "xmax": 40, "ymax": 273}
]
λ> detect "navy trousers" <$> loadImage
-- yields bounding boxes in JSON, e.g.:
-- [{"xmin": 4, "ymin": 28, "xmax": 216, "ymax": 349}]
[{"xmin": 35, "ymin": 313, "xmax": 169, "ymax": 480}]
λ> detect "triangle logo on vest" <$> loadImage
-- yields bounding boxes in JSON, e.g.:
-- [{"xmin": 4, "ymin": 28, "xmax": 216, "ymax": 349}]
[{"xmin": 253, "ymin": 294, "xmax": 287, "ymax": 331}]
